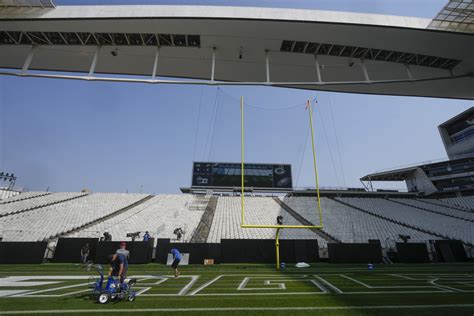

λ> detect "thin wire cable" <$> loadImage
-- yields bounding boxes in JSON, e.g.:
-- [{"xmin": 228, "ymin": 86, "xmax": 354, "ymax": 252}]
[
  {"xmin": 328, "ymin": 94, "xmax": 347, "ymax": 187},
  {"xmin": 219, "ymin": 87, "xmax": 307, "ymax": 110},
  {"xmin": 316, "ymin": 100, "xmax": 342, "ymax": 187},
  {"xmin": 295, "ymin": 121, "xmax": 311, "ymax": 188},
  {"xmin": 203, "ymin": 87, "xmax": 220, "ymax": 161},
  {"xmin": 192, "ymin": 86, "xmax": 204, "ymax": 162}
]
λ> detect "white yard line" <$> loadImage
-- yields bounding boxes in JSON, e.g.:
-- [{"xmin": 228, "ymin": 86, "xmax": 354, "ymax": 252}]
[
  {"xmin": 14, "ymin": 282, "xmax": 89, "ymax": 296},
  {"xmin": 178, "ymin": 275, "xmax": 200, "ymax": 296},
  {"xmin": 429, "ymin": 279, "xmax": 464, "ymax": 292},
  {"xmin": 339, "ymin": 274, "xmax": 443, "ymax": 290},
  {"xmin": 310, "ymin": 280, "xmax": 329, "ymax": 293},
  {"xmin": 135, "ymin": 287, "xmax": 152, "ymax": 296},
  {"xmin": 187, "ymin": 275, "xmax": 224, "ymax": 296},
  {"xmin": 26, "ymin": 289, "xmax": 90, "ymax": 298},
  {"xmin": 389, "ymin": 274, "xmax": 417, "ymax": 280},
  {"xmin": 313, "ymin": 275, "xmax": 343, "ymax": 294},
  {"xmin": 1, "ymin": 304, "xmax": 474, "ymax": 314}
]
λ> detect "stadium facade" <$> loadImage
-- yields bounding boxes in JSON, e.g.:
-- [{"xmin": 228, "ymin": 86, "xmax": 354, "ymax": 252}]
[
  {"xmin": 0, "ymin": 1, "xmax": 473, "ymax": 99},
  {"xmin": 362, "ymin": 107, "xmax": 474, "ymax": 196}
]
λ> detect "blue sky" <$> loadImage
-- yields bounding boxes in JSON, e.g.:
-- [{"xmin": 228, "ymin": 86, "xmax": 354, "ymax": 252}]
[{"xmin": 0, "ymin": 1, "xmax": 472, "ymax": 194}]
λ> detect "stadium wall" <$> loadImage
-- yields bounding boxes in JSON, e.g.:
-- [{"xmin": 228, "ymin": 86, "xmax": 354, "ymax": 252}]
[
  {"xmin": 396, "ymin": 243, "xmax": 430, "ymax": 263},
  {"xmin": 53, "ymin": 238, "xmax": 99, "ymax": 263},
  {"xmin": 0, "ymin": 242, "xmax": 47, "ymax": 264},
  {"xmin": 328, "ymin": 243, "xmax": 383, "ymax": 263}
]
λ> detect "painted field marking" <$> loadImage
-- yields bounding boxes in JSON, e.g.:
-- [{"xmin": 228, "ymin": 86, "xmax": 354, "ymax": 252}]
[
  {"xmin": 338, "ymin": 274, "xmax": 431, "ymax": 290},
  {"xmin": 457, "ymin": 281, "xmax": 474, "ymax": 287},
  {"xmin": 237, "ymin": 277, "xmax": 318, "ymax": 291},
  {"xmin": 188, "ymin": 275, "xmax": 224, "ymax": 296},
  {"xmin": 313, "ymin": 275, "xmax": 343, "ymax": 294},
  {"xmin": 138, "ymin": 275, "xmax": 200, "ymax": 297},
  {"xmin": 135, "ymin": 287, "xmax": 152, "ymax": 296},
  {"xmin": 390, "ymin": 273, "xmax": 474, "ymax": 292},
  {"xmin": 14, "ymin": 282, "xmax": 90, "ymax": 297},
  {"xmin": 310, "ymin": 280, "xmax": 329, "ymax": 293},
  {"xmin": 429, "ymin": 279, "xmax": 464, "ymax": 292},
  {"xmin": 1, "ymin": 304, "xmax": 474, "ymax": 314},
  {"xmin": 237, "ymin": 275, "xmax": 311, "ymax": 291},
  {"xmin": 187, "ymin": 274, "xmax": 290, "ymax": 296}
]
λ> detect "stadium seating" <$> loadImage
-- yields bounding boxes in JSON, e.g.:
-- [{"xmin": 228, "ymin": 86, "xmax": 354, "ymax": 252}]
[
  {"xmin": 338, "ymin": 197, "xmax": 474, "ymax": 245},
  {"xmin": 283, "ymin": 197, "xmax": 438, "ymax": 244},
  {"xmin": 0, "ymin": 189, "xmax": 20, "ymax": 201},
  {"xmin": 207, "ymin": 196, "xmax": 326, "ymax": 245},
  {"xmin": 0, "ymin": 191, "xmax": 473, "ymax": 249},
  {"xmin": 0, "ymin": 192, "xmax": 86, "ymax": 216},
  {"xmin": 393, "ymin": 198, "xmax": 474, "ymax": 220},
  {"xmin": 0, "ymin": 193, "xmax": 147, "ymax": 242},
  {"xmin": 70, "ymin": 194, "xmax": 203, "ymax": 242},
  {"xmin": 441, "ymin": 197, "xmax": 474, "ymax": 210},
  {"xmin": 0, "ymin": 191, "xmax": 50, "ymax": 204}
]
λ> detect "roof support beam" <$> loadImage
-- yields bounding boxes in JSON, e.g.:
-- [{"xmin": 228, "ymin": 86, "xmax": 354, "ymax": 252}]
[
  {"xmin": 314, "ymin": 54, "xmax": 322, "ymax": 83},
  {"xmin": 88, "ymin": 46, "xmax": 100, "ymax": 77},
  {"xmin": 360, "ymin": 59, "xmax": 370, "ymax": 82},
  {"xmin": 210, "ymin": 47, "xmax": 216, "ymax": 82},
  {"xmin": 58, "ymin": 32, "xmax": 68, "ymax": 45},
  {"xmin": 405, "ymin": 64, "xmax": 414, "ymax": 80},
  {"xmin": 151, "ymin": 46, "xmax": 160, "ymax": 80},
  {"xmin": 265, "ymin": 50, "xmax": 270, "ymax": 84},
  {"xmin": 21, "ymin": 45, "xmax": 37, "ymax": 74},
  {"xmin": 5, "ymin": 31, "xmax": 19, "ymax": 44},
  {"xmin": 3, "ymin": 71, "xmax": 470, "ymax": 88}
]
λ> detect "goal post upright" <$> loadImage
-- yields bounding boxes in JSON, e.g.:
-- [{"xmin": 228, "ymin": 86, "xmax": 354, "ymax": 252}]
[
  {"xmin": 308, "ymin": 99, "xmax": 324, "ymax": 227},
  {"xmin": 241, "ymin": 95, "xmax": 245, "ymax": 226},
  {"xmin": 239, "ymin": 96, "xmax": 324, "ymax": 270}
]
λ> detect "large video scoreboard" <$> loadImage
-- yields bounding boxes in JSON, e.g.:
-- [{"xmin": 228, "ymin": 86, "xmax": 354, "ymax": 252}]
[{"xmin": 192, "ymin": 162, "xmax": 292, "ymax": 189}]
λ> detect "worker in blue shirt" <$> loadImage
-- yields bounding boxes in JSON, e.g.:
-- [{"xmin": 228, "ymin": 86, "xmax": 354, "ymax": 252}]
[
  {"xmin": 143, "ymin": 231, "xmax": 151, "ymax": 242},
  {"xmin": 108, "ymin": 252, "xmax": 128, "ymax": 284},
  {"xmin": 170, "ymin": 248, "xmax": 181, "ymax": 277}
]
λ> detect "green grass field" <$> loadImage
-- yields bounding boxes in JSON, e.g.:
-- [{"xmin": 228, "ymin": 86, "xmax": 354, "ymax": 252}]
[{"xmin": 0, "ymin": 263, "xmax": 473, "ymax": 315}]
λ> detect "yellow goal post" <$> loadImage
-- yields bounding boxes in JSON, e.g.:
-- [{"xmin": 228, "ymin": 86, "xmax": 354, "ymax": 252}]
[{"xmin": 239, "ymin": 96, "xmax": 324, "ymax": 230}]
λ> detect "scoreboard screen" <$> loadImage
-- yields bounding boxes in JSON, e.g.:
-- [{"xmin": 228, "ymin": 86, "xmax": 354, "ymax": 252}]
[{"xmin": 192, "ymin": 162, "xmax": 292, "ymax": 189}]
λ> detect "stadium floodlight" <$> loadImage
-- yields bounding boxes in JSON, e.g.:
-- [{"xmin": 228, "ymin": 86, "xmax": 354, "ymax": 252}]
[{"xmin": 239, "ymin": 96, "xmax": 324, "ymax": 270}]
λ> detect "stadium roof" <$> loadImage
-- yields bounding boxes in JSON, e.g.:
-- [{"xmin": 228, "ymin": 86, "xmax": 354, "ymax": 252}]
[
  {"xmin": 0, "ymin": 4, "xmax": 473, "ymax": 99},
  {"xmin": 360, "ymin": 167, "xmax": 419, "ymax": 182}
]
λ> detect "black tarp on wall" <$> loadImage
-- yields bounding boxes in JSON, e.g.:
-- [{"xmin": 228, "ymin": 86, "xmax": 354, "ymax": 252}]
[
  {"xmin": 53, "ymin": 238, "xmax": 98, "ymax": 263},
  {"xmin": 221, "ymin": 239, "xmax": 276, "ymax": 263},
  {"xmin": 328, "ymin": 243, "xmax": 382, "ymax": 263},
  {"xmin": 0, "ymin": 242, "xmax": 47, "ymax": 264},
  {"xmin": 279, "ymin": 240, "xmax": 319, "ymax": 263},
  {"xmin": 155, "ymin": 241, "xmax": 221, "ymax": 264},
  {"xmin": 95, "ymin": 240, "xmax": 154, "ymax": 263},
  {"xmin": 396, "ymin": 243, "xmax": 430, "ymax": 263},
  {"xmin": 435, "ymin": 240, "xmax": 467, "ymax": 262},
  {"xmin": 155, "ymin": 239, "xmax": 319, "ymax": 264}
]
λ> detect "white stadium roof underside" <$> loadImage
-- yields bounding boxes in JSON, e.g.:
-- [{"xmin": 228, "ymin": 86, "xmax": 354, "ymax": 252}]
[{"xmin": 0, "ymin": 2, "xmax": 473, "ymax": 99}]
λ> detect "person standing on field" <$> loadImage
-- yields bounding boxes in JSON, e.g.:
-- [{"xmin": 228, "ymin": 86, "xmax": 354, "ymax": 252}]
[{"xmin": 80, "ymin": 243, "xmax": 90, "ymax": 264}]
